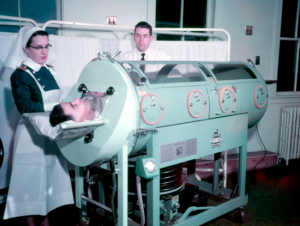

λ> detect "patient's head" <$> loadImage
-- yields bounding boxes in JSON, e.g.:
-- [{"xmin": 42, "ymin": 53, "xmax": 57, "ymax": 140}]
[
  {"xmin": 50, "ymin": 98, "xmax": 95, "ymax": 127},
  {"xmin": 50, "ymin": 91, "xmax": 106, "ymax": 127}
]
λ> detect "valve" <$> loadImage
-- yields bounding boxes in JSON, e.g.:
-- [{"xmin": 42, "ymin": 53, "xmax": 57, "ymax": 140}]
[
  {"xmin": 106, "ymin": 86, "xmax": 115, "ymax": 95},
  {"xmin": 78, "ymin": 83, "xmax": 89, "ymax": 93}
]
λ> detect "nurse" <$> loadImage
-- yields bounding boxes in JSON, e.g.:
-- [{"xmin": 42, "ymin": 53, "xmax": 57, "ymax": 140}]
[{"xmin": 3, "ymin": 26, "xmax": 74, "ymax": 226}]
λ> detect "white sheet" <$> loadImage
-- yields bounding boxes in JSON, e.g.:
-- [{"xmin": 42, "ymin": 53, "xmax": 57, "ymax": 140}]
[{"xmin": 28, "ymin": 114, "xmax": 104, "ymax": 141}]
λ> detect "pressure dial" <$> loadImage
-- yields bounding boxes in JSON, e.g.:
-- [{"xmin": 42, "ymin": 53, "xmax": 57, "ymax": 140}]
[
  {"xmin": 218, "ymin": 86, "xmax": 237, "ymax": 113},
  {"xmin": 187, "ymin": 90, "xmax": 207, "ymax": 118},
  {"xmin": 253, "ymin": 85, "xmax": 268, "ymax": 109},
  {"xmin": 140, "ymin": 93, "xmax": 165, "ymax": 125}
]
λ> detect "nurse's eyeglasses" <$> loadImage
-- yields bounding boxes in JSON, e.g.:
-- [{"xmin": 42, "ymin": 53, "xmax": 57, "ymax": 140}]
[{"xmin": 29, "ymin": 44, "xmax": 52, "ymax": 51}]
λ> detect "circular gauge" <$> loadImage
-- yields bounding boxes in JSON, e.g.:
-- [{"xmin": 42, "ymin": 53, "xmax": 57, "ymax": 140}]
[
  {"xmin": 187, "ymin": 90, "xmax": 207, "ymax": 118},
  {"xmin": 140, "ymin": 93, "xmax": 165, "ymax": 125},
  {"xmin": 218, "ymin": 86, "xmax": 237, "ymax": 113},
  {"xmin": 253, "ymin": 85, "xmax": 268, "ymax": 109}
]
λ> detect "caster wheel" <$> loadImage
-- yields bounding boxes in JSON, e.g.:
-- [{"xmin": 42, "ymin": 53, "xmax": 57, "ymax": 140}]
[
  {"xmin": 278, "ymin": 158, "xmax": 286, "ymax": 166},
  {"xmin": 80, "ymin": 216, "xmax": 90, "ymax": 226},
  {"xmin": 234, "ymin": 207, "xmax": 245, "ymax": 223}
]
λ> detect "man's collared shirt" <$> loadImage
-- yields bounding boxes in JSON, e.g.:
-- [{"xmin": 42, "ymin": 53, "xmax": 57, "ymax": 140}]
[{"xmin": 119, "ymin": 47, "xmax": 172, "ymax": 61}]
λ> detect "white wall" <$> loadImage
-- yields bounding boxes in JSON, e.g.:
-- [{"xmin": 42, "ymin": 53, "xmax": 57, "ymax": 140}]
[
  {"xmin": 213, "ymin": 0, "xmax": 300, "ymax": 155},
  {"xmin": 214, "ymin": 0, "xmax": 277, "ymax": 80},
  {"xmin": 60, "ymin": 0, "xmax": 156, "ymax": 39}
]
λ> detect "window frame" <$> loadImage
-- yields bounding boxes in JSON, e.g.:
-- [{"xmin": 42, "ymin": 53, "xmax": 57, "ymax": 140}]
[
  {"xmin": 276, "ymin": 0, "xmax": 300, "ymax": 95},
  {"xmin": 155, "ymin": 0, "xmax": 212, "ymax": 41}
]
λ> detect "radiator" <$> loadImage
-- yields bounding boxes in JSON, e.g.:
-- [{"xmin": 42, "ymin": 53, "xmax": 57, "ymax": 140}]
[{"xmin": 279, "ymin": 106, "xmax": 300, "ymax": 164}]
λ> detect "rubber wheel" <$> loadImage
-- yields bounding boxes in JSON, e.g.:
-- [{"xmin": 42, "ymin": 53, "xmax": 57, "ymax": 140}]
[{"xmin": 235, "ymin": 207, "xmax": 246, "ymax": 223}]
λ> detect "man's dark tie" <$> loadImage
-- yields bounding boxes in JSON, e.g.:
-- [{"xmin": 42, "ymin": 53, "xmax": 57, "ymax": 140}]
[{"xmin": 140, "ymin": 53, "xmax": 146, "ymax": 72}]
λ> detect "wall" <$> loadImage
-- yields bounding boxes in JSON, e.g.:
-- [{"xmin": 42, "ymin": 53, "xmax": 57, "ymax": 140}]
[
  {"xmin": 213, "ymin": 0, "xmax": 300, "ymax": 155},
  {"xmin": 60, "ymin": 0, "xmax": 156, "ymax": 39},
  {"xmin": 214, "ymin": 0, "xmax": 278, "ymax": 80}
]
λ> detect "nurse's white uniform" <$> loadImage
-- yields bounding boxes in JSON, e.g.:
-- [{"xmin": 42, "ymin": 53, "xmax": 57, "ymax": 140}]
[{"xmin": 3, "ymin": 59, "xmax": 74, "ymax": 219}]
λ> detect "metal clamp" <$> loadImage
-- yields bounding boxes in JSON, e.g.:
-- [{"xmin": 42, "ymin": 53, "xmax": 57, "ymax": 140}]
[{"xmin": 98, "ymin": 50, "xmax": 121, "ymax": 61}]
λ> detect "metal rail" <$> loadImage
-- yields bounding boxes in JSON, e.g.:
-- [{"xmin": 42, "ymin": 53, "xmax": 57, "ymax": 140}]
[
  {"xmin": 0, "ymin": 16, "xmax": 231, "ymax": 61},
  {"xmin": 0, "ymin": 15, "xmax": 38, "ymax": 26}
]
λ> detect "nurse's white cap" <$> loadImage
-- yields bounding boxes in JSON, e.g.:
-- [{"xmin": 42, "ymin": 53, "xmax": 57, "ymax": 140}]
[{"xmin": 21, "ymin": 26, "xmax": 45, "ymax": 49}]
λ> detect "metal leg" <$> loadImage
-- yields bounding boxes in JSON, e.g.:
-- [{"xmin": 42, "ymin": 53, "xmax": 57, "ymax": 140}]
[
  {"xmin": 238, "ymin": 145, "xmax": 247, "ymax": 196},
  {"xmin": 145, "ymin": 134, "xmax": 160, "ymax": 226},
  {"xmin": 147, "ymin": 174, "xmax": 160, "ymax": 225},
  {"xmin": 213, "ymin": 153, "xmax": 220, "ymax": 195},
  {"xmin": 75, "ymin": 166, "xmax": 84, "ymax": 209},
  {"xmin": 223, "ymin": 150, "xmax": 227, "ymax": 187},
  {"xmin": 117, "ymin": 145, "xmax": 128, "ymax": 226}
]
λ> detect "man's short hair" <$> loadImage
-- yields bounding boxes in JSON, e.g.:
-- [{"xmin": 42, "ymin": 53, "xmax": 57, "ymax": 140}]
[
  {"xmin": 134, "ymin": 21, "xmax": 152, "ymax": 36},
  {"xmin": 49, "ymin": 104, "xmax": 72, "ymax": 127}
]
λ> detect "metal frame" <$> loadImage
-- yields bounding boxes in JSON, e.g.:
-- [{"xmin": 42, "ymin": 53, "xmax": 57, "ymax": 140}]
[
  {"xmin": 0, "ymin": 15, "xmax": 231, "ymax": 62},
  {"xmin": 0, "ymin": 15, "xmax": 38, "ymax": 26},
  {"xmin": 141, "ymin": 113, "xmax": 248, "ymax": 226}
]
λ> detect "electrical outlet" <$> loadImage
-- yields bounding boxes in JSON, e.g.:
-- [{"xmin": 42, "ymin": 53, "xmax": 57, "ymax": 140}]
[
  {"xmin": 255, "ymin": 56, "xmax": 260, "ymax": 65},
  {"xmin": 106, "ymin": 16, "xmax": 117, "ymax": 25},
  {"xmin": 245, "ymin": 26, "xmax": 253, "ymax": 35}
]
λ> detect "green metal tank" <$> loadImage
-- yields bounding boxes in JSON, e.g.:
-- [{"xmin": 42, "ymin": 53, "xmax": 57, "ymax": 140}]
[{"xmin": 56, "ymin": 55, "xmax": 268, "ymax": 167}]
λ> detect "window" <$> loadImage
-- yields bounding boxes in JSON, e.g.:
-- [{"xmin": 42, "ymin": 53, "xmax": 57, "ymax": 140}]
[
  {"xmin": 155, "ymin": 0, "xmax": 208, "ymax": 41},
  {"xmin": 0, "ymin": 0, "xmax": 58, "ymax": 34},
  {"xmin": 277, "ymin": 0, "xmax": 300, "ymax": 92}
]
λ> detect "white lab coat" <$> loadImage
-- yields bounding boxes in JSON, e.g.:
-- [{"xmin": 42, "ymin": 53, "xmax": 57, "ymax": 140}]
[{"xmin": 3, "ymin": 60, "xmax": 74, "ymax": 219}]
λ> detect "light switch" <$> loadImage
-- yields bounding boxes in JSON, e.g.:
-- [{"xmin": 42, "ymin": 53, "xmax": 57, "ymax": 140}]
[
  {"xmin": 255, "ymin": 56, "xmax": 260, "ymax": 65},
  {"xmin": 245, "ymin": 26, "xmax": 253, "ymax": 35}
]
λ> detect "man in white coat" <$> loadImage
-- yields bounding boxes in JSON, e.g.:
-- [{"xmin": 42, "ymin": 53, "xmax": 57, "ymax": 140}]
[{"xmin": 120, "ymin": 21, "xmax": 172, "ymax": 61}]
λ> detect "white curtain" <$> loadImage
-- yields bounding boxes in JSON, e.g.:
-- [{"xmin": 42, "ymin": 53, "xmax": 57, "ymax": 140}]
[
  {"xmin": 151, "ymin": 41, "xmax": 228, "ymax": 61},
  {"xmin": 49, "ymin": 35, "xmax": 100, "ymax": 98},
  {"xmin": 0, "ymin": 31, "xmax": 227, "ymax": 189}
]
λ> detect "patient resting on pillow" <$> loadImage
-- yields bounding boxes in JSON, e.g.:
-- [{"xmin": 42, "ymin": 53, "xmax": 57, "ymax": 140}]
[{"xmin": 50, "ymin": 91, "xmax": 107, "ymax": 127}]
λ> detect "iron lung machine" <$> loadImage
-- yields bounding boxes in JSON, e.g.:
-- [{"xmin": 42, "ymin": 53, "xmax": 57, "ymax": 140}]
[{"xmin": 56, "ymin": 54, "xmax": 268, "ymax": 226}]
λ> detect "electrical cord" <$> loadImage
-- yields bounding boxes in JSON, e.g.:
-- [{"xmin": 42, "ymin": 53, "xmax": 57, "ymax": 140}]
[
  {"xmin": 247, "ymin": 58, "xmax": 255, "ymax": 67},
  {"xmin": 244, "ymin": 59, "xmax": 267, "ymax": 193},
  {"xmin": 245, "ymin": 123, "xmax": 267, "ymax": 199},
  {"xmin": 252, "ymin": 124, "xmax": 267, "ymax": 172},
  {"xmin": 246, "ymin": 59, "xmax": 267, "ymax": 175}
]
